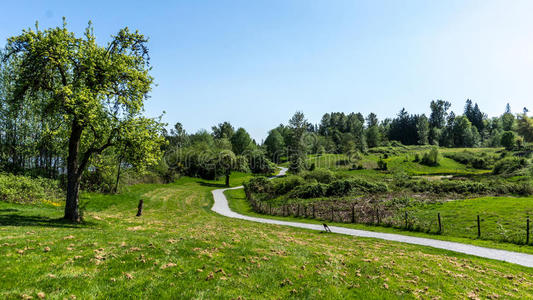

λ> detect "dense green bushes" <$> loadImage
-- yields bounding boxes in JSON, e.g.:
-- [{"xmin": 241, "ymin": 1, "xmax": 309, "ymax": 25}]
[
  {"xmin": 420, "ymin": 147, "xmax": 439, "ymax": 166},
  {"xmin": 0, "ymin": 173, "xmax": 63, "ymax": 204},
  {"xmin": 493, "ymin": 157, "xmax": 529, "ymax": 175},
  {"xmin": 397, "ymin": 178, "xmax": 532, "ymax": 196},
  {"xmin": 301, "ymin": 168, "xmax": 335, "ymax": 184},
  {"xmin": 245, "ymin": 172, "xmax": 388, "ymax": 201},
  {"xmin": 444, "ymin": 151, "xmax": 497, "ymax": 169}
]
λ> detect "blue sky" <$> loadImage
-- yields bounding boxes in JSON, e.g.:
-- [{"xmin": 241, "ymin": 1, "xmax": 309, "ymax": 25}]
[{"xmin": 2, "ymin": 1, "xmax": 533, "ymax": 141}]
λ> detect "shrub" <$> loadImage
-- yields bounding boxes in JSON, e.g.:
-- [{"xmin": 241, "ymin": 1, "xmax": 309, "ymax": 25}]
[
  {"xmin": 272, "ymin": 175, "xmax": 306, "ymax": 196},
  {"xmin": 243, "ymin": 176, "xmax": 273, "ymax": 195},
  {"xmin": 0, "ymin": 173, "xmax": 63, "ymax": 204},
  {"xmin": 288, "ymin": 183, "xmax": 328, "ymax": 198},
  {"xmin": 444, "ymin": 151, "xmax": 496, "ymax": 169},
  {"xmin": 377, "ymin": 158, "xmax": 388, "ymax": 170},
  {"xmin": 326, "ymin": 178, "xmax": 388, "ymax": 196},
  {"xmin": 302, "ymin": 168, "xmax": 336, "ymax": 184},
  {"xmin": 420, "ymin": 147, "xmax": 439, "ymax": 166},
  {"xmin": 493, "ymin": 157, "xmax": 529, "ymax": 175}
]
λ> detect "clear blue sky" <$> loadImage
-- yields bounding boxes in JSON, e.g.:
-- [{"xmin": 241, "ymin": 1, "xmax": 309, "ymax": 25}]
[{"xmin": 2, "ymin": 1, "xmax": 533, "ymax": 141}]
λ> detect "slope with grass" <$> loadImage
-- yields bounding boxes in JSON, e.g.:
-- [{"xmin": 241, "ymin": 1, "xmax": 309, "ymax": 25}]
[{"xmin": 1, "ymin": 175, "xmax": 533, "ymax": 298}]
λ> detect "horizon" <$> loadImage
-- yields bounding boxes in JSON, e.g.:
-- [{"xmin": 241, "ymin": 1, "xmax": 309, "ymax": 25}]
[{"xmin": 2, "ymin": 0, "xmax": 533, "ymax": 141}]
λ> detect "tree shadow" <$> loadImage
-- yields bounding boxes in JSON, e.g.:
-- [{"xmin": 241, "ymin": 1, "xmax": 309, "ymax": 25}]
[
  {"xmin": 0, "ymin": 213, "xmax": 90, "ymax": 228},
  {"xmin": 199, "ymin": 181, "xmax": 228, "ymax": 188}
]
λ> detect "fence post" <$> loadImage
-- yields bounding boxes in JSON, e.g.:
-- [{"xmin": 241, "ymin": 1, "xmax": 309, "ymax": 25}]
[
  {"xmin": 437, "ymin": 213, "xmax": 442, "ymax": 234},
  {"xmin": 477, "ymin": 215, "xmax": 481, "ymax": 238},
  {"xmin": 312, "ymin": 204, "xmax": 315, "ymax": 219},
  {"xmin": 352, "ymin": 206, "xmax": 355, "ymax": 223},
  {"xmin": 405, "ymin": 211, "xmax": 408, "ymax": 229},
  {"xmin": 331, "ymin": 206, "xmax": 334, "ymax": 222},
  {"xmin": 527, "ymin": 216, "xmax": 530, "ymax": 245}
]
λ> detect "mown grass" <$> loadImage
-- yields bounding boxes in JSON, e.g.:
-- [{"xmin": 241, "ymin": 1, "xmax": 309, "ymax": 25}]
[
  {"xmin": 2, "ymin": 175, "xmax": 533, "ymax": 299},
  {"xmin": 226, "ymin": 188, "xmax": 533, "ymax": 255}
]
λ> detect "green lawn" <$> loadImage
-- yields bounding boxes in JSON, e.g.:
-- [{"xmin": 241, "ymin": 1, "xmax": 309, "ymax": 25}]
[{"xmin": 1, "ymin": 175, "xmax": 533, "ymax": 298}]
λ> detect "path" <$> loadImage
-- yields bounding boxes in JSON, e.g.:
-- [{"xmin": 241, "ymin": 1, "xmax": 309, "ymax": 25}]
[{"xmin": 211, "ymin": 167, "xmax": 533, "ymax": 268}]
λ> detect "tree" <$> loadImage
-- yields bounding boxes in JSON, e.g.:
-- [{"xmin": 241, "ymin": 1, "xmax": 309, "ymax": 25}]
[
  {"xmin": 501, "ymin": 131, "xmax": 516, "ymax": 150},
  {"xmin": 4, "ymin": 21, "xmax": 164, "ymax": 222},
  {"xmin": 263, "ymin": 129, "xmax": 285, "ymax": 163},
  {"xmin": 230, "ymin": 127, "xmax": 252, "ymax": 155},
  {"xmin": 416, "ymin": 114, "xmax": 429, "ymax": 145},
  {"xmin": 516, "ymin": 114, "xmax": 533, "ymax": 142},
  {"xmin": 288, "ymin": 111, "xmax": 308, "ymax": 173},
  {"xmin": 212, "ymin": 122, "xmax": 234, "ymax": 140},
  {"xmin": 429, "ymin": 100, "xmax": 451, "ymax": 129},
  {"xmin": 218, "ymin": 150, "xmax": 236, "ymax": 187},
  {"xmin": 502, "ymin": 103, "xmax": 515, "ymax": 131},
  {"xmin": 365, "ymin": 113, "xmax": 380, "ymax": 148}
]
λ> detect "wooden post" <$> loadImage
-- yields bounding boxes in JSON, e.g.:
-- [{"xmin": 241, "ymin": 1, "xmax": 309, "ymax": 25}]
[
  {"xmin": 477, "ymin": 215, "xmax": 481, "ymax": 238},
  {"xmin": 438, "ymin": 213, "xmax": 442, "ymax": 234},
  {"xmin": 527, "ymin": 216, "xmax": 530, "ymax": 245},
  {"xmin": 136, "ymin": 199, "xmax": 143, "ymax": 217},
  {"xmin": 405, "ymin": 211, "xmax": 408, "ymax": 229},
  {"xmin": 331, "ymin": 206, "xmax": 334, "ymax": 222},
  {"xmin": 312, "ymin": 204, "xmax": 315, "ymax": 219},
  {"xmin": 352, "ymin": 206, "xmax": 355, "ymax": 223}
]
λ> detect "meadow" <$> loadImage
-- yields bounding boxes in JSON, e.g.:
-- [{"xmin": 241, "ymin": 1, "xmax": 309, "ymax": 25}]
[{"xmin": 2, "ymin": 175, "xmax": 533, "ymax": 299}]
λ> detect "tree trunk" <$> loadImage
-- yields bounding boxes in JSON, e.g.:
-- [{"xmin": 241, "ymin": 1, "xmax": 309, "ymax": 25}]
[
  {"xmin": 64, "ymin": 121, "xmax": 83, "ymax": 222},
  {"xmin": 114, "ymin": 157, "xmax": 122, "ymax": 194},
  {"xmin": 136, "ymin": 199, "xmax": 144, "ymax": 217},
  {"xmin": 225, "ymin": 169, "xmax": 230, "ymax": 187}
]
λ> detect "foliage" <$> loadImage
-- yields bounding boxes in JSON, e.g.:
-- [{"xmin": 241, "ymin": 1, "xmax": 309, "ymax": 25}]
[
  {"xmin": 301, "ymin": 168, "xmax": 336, "ymax": 184},
  {"xmin": 420, "ymin": 147, "xmax": 440, "ymax": 166},
  {"xmin": 501, "ymin": 131, "xmax": 517, "ymax": 150},
  {"xmin": 2, "ymin": 21, "xmax": 165, "ymax": 221},
  {"xmin": 0, "ymin": 173, "xmax": 62, "ymax": 204},
  {"xmin": 493, "ymin": 157, "xmax": 529, "ymax": 175}
]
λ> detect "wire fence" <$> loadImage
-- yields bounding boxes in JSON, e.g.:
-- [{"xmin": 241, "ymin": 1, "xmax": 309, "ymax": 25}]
[{"xmin": 248, "ymin": 197, "xmax": 533, "ymax": 245}]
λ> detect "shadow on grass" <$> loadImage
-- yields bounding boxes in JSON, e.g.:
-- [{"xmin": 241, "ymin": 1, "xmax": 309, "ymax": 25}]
[
  {"xmin": 199, "ymin": 182, "xmax": 228, "ymax": 188},
  {"xmin": 0, "ymin": 213, "xmax": 92, "ymax": 228}
]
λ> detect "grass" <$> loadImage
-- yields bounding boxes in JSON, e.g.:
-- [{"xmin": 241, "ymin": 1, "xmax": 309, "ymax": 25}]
[
  {"xmin": 407, "ymin": 196, "xmax": 533, "ymax": 243},
  {"xmin": 225, "ymin": 188, "xmax": 533, "ymax": 255},
  {"xmin": 2, "ymin": 175, "xmax": 533, "ymax": 298},
  {"xmin": 307, "ymin": 148, "xmax": 494, "ymax": 175}
]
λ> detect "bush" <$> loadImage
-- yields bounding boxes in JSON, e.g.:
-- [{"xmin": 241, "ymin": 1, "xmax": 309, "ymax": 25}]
[
  {"xmin": 272, "ymin": 175, "xmax": 306, "ymax": 196},
  {"xmin": 243, "ymin": 176, "xmax": 273, "ymax": 195},
  {"xmin": 444, "ymin": 151, "xmax": 496, "ymax": 169},
  {"xmin": 493, "ymin": 157, "xmax": 529, "ymax": 175},
  {"xmin": 326, "ymin": 178, "xmax": 388, "ymax": 196},
  {"xmin": 302, "ymin": 168, "xmax": 336, "ymax": 184},
  {"xmin": 420, "ymin": 147, "xmax": 439, "ymax": 166},
  {"xmin": 0, "ymin": 173, "xmax": 63, "ymax": 204},
  {"xmin": 377, "ymin": 158, "xmax": 388, "ymax": 170},
  {"xmin": 288, "ymin": 183, "xmax": 328, "ymax": 198}
]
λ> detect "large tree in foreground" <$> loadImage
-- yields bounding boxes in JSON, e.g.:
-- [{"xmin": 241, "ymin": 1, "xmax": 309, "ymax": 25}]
[{"xmin": 4, "ymin": 21, "xmax": 164, "ymax": 222}]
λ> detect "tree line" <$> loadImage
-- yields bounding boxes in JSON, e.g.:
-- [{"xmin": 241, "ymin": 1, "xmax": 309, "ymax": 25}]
[{"xmin": 263, "ymin": 100, "xmax": 533, "ymax": 172}]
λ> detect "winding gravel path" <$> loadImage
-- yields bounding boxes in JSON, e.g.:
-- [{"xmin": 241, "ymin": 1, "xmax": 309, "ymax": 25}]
[{"xmin": 211, "ymin": 167, "xmax": 533, "ymax": 268}]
